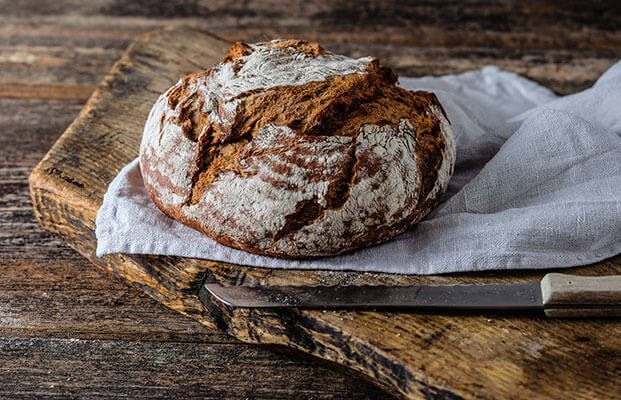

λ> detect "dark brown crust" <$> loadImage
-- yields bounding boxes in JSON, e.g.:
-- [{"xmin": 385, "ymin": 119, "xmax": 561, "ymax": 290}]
[
  {"xmin": 222, "ymin": 41, "xmax": 253, "ymax": 63},
  {"xmin": 143, "ymin": 39, "xmax": 452, "ymax": 258},
  {"xmin": 264, "ymin": 39, "xmax": 327, "ymax": 56},
  {"xmin": 172, "ymin": 55, "xmax": 446, "ymax": 210},
  {"xmin": 222, "ymin": 42, "xmax": 253, "ymax": 72}
]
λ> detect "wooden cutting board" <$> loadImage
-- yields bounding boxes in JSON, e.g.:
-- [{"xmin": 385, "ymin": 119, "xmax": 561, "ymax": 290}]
[{"xmin": 29, "ymin": 27, "xmax": 620, "ymax": 400}]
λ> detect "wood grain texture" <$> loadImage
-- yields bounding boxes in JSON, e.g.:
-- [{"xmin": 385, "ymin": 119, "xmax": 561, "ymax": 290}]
[
  {"xmin": 1, "ymin": 2, "xmax": 621, "ymax": 96},
  {"xmin": 0, "ymin": 337, "xmax": 393, "ymax": 399},
  {"xmin": 28, "ymin": 26, "xmax": 621, "ymax": 400},
  {"xmin": 542, "ymin": 274, "xmax": 621, "ymax": 305},
  {"xmin": 2, "ymin": 0, "xmax": 620, "ymax": 51},
  {"xmin": 541, "ymin": 274, "xmax": 621, "ymax": 317}
]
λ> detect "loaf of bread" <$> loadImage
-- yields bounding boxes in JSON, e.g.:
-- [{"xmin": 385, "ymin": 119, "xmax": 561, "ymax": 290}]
[{"xmin": 140, "ymin": 39, "xmax": 455, "ymax": 258}]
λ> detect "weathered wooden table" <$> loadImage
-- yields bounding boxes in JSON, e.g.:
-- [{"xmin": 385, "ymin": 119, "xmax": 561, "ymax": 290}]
[{"xmin": 2, "ymin": 2, "xmax": 620, "ymax": 399}]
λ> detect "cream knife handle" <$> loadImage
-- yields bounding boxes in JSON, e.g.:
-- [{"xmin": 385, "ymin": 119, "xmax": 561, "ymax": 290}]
[{"xmin": 541, "ymin": 273, "xmax": 621, "ymax": 317}]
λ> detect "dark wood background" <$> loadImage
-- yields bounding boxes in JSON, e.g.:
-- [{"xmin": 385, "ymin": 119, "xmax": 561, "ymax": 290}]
[{"xmin": 2, "ymin": 1, "xmax": 620, "ymax": 399}]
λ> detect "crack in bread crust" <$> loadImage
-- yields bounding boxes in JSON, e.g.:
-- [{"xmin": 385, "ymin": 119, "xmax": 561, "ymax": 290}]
[
  {"xmin": 140, "ymin": 39, "xmax": 455, "ymax": 258},
  {"xmin": 173, "ymin": 55, "xmax": 445, "ymax": 212},
  {"xmin": 273, "ymin": 141, "xmax": 359, "ymax": 241}
]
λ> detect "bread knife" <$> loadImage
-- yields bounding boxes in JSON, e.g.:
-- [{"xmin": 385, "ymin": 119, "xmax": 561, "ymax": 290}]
[{"xmin": 201, "ymin": 273, "xmax": 621, "ymax": 317}]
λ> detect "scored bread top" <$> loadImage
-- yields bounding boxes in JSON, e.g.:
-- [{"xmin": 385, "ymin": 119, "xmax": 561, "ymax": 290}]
[{"xmin": 140, "ymin": 39, "xmax": 455, "ymax": 258}]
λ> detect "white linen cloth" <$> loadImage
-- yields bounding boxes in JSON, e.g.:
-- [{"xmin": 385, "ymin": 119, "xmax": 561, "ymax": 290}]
[{"xmin": 96, "ymin": 62, "xmax": 621, "ymax": 274}]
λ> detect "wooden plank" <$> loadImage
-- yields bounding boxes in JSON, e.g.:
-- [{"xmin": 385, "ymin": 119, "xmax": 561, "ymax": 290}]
[
  {"xmin": 1, "ymin": 17, "xmax": 617, "ymax": 96},
  {"xmin": 0, "ymin": 45, "xmax": 122, "ymax": 87},
  {"xmin": 1, "ymin": 1, "xmax": 620, "ymax": 50},
  {"xmin": 333, "ymin": 46, "xmax": 619, "ymax": 95},
  {"xmin": 28, "ymin": 27, "xmax": 621, "ymax": 400},
  {"xmin": 0, "ymin": 242, "xmax": 225, "ymax": 342},
  {"xmin": 0, "ymin": 83, "xmax": 94, "ymax": 100},
  {"xmin": 0, "ymin": 337, "xmax": 394, "ymax": 399}
]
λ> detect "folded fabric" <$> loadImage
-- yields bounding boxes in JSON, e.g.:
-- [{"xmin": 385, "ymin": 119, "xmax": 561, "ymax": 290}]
[{"xmin": 96, "ymin": 63, "xmax": 621, "ymax": 274}]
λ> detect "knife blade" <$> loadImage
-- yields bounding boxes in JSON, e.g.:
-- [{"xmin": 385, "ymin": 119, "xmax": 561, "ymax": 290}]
[{"xmin": 201, "ymin": 273, "xmax": 621, "ymax": 317}]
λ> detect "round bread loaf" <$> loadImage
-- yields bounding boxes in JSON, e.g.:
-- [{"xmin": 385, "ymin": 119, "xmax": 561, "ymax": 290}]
[{"xmin": 140, "ymin": 39, "xmax": 455, "ymax": 258}]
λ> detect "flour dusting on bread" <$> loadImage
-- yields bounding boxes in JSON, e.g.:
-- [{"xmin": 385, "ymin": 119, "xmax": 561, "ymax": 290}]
[{"xmin": 140, "ymin": 39, "xmax": 456, "ymax": 258}]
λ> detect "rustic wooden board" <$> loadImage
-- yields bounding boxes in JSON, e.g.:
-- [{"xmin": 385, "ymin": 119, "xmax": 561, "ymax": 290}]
[
  {"xmin": 1, "ymin": 336, "xmax": 396, "ymax": 400},
  {"xmin": 29, "ymin": 27, "xmax": 621, "ymax": 400}
]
